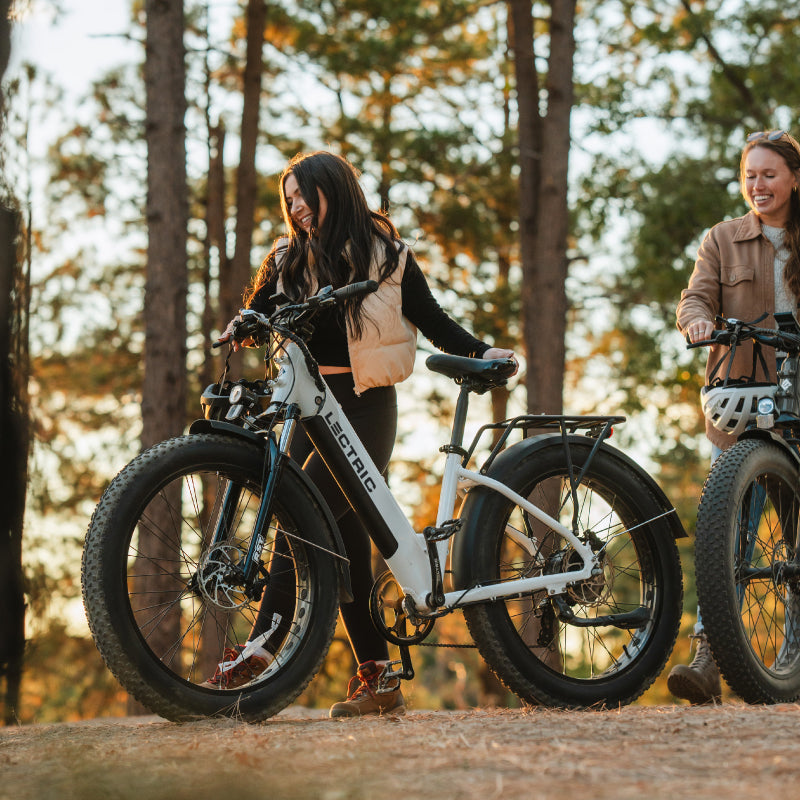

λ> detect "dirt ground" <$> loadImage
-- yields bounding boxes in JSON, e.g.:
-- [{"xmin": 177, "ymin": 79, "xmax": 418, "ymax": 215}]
[{"xmin": 1, "ymin": 703, "xmax": 798, "ymax": 800}]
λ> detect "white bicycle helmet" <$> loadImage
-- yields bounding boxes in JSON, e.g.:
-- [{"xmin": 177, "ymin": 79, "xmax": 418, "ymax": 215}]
[{"xmin": 700, "ymin": 382, "xmax": 777, "ymax": 437}]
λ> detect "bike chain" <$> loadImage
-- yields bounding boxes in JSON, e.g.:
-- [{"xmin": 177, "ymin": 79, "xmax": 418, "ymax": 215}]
[{"xmin": 419, "ymin": 641, "xmax": 476, "ymax": 649}]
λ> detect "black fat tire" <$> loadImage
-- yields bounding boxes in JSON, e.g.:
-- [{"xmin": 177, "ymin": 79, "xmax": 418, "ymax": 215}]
[
  {"xmin": 695, "ymin": 439, "xmax": 800, "ymax": 704},
  {"xmin": 456, "ymin": 442, "xmax": 683, "ymax": 708},
  {"xmin": 81, "ymin": 434, "xmax": 340, "ymax": 721}
]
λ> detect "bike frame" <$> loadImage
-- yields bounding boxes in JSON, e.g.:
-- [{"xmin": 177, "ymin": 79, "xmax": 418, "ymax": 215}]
[{"xmin": 263, "ymin": 340, "xmax": 599, "ymax": 614}]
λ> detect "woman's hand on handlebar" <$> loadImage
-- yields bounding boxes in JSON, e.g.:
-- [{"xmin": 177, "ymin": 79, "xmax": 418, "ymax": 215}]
[
  {"xmin": 483, "ymin": 347, "xmax": 519, "ymax": 376},
  {"xmin": 214, "ymin": 315, "xmax": 255, "ymax": 351},
  {"xmin": 685, "ymin": 319, "xmax": 715, "ymax": 345}
]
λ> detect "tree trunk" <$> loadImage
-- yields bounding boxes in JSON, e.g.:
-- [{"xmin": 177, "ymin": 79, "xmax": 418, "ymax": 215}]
[
  {"xmin": 0, "ymin": 3, "xmax": 28, "ymax": 726},
  {"xmin": 136, "ymin": 0, "xmax": 188, "ymax": 713},
  {"xmin": 203, "ymin": 122, "xmax": 228, "ymax": 389},
  {"xmin": 508, "ymin": 0, "xmax": 543, "ymax": 413},
  {"xmin": 528, "ymin": 0, "xmax": 575, "ymax": 414},
  {"xmin": 142, "ymin": 0, "xmax": 188, "ymax": 448},
  {"xmin": 0, "ymin": 208, "xmax": 28, "ymax": 726},
  {"xmin": 226, "ymin": 0, "xmax": 267, "ymax": 314},
  {"xmin": 503, "ymin": 0, "xmax": 576, "ymax": 690}
]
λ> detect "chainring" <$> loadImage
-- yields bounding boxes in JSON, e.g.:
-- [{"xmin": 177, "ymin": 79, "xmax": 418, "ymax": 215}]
[{"xmin": 369, "ymin": 570, "xmax": 435, "ymax": 645}]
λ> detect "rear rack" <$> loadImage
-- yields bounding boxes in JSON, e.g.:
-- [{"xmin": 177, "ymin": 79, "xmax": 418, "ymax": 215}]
[
  {"xmin": 461, "ymin": 414, "xmax": 626, "ymax": 541},
  {"xmin": 463, "ymin": 414, "xmax": 625, "ymax": 474}
]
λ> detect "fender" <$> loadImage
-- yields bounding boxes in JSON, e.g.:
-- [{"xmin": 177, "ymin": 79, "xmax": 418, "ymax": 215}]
[
  {"xmin": 452, "ymin": 432, "xmax": 686, "ymax": 589},
  {"xmin": 738, "ymin": 428, "xmax": 800, "ymax": 467},
  {"xmin": 188, "ymin": 418, "xmax": 353, "ymax": 603}
]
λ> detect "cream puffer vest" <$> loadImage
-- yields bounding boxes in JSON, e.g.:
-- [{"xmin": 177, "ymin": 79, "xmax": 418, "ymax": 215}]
[{"xmin": 275, "ymin": 237, "xmax": 417, "ymax": 394}]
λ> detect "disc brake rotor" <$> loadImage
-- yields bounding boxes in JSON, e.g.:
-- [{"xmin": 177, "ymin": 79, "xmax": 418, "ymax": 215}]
[{"xmin": 196, "ymin": 543, "xmax": 250, "ymax": 610}]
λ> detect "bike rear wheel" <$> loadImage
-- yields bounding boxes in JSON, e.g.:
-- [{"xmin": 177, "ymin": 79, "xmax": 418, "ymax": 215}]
[
  {"xmin": 81, "ymin": 433, "xmax": 340, "ymax": 721},
  {"xmin": 695, "ymin": 439, "xmax": 800, "ymax": 703},
  {"xmin": 456, "ymin": 441, "xmax": 683, "ymax": 708}
]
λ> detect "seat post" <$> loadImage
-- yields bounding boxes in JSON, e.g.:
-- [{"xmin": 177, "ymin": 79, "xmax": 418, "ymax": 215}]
[{"xmin": 449, "ymin": 383, "xmax": 472, "ymax": 450}]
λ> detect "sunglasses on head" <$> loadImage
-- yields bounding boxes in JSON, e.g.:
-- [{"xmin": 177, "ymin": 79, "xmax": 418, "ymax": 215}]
[{"xmin": 747, "ymin": 130, "xmax": 787, "ymax": 142}]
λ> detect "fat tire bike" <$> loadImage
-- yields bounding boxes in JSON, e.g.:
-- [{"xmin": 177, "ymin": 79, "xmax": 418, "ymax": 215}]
[
  {"xmin": 82, "ymin": 281, "xmax": 685, "ymax": 720},
  {"xmin": 692, "ymin": 312, "xmax": 800, "ymax": 703}
]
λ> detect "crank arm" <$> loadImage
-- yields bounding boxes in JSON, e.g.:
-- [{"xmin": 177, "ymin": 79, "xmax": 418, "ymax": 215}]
[
  {"xmin": 552, "ymin": 595, "xmax": 651, "ymax": 629},
  {"xmin": 383, "ymin": 645, "xmax": 415, "ymax": 682}
]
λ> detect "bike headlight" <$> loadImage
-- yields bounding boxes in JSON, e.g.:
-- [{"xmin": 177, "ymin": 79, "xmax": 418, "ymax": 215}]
[
  {"xmin": 229, "ymin": 384, "xmax": 244, "ymax": 404},
  {"xmin": 757, "ymin": 396, "xmax": 775, "ymax": 416}
]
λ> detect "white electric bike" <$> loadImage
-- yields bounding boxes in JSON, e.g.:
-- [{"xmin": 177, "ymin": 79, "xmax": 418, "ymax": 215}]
[{"xmin": 82, "ymin": 281, "xmax": 684, "ymax": 721}]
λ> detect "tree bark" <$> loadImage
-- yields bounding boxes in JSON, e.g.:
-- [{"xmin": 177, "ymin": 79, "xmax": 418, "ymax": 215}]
[
  {"xmin": 142, "ymin": 0, "xmax": 188, "ymax": 449},
  {"xmin": 0, "ymin": 0, "xmax": 28, "ymax": 727},
  {"xmin": 225, "ymin": 0, "xmax": 267, "ymax": 315},
  {"xmin": 527, "ymin": 0, "xmax": 575, "ymax": 414},
  {"xmin": 0, "ymin": 208, "xmax": 27, "ymax": 726},
  {"xmin": 136, "ymin": 0, "xmax": 188, "ymax": 711},
  {"xmin": 508, "ymin": 0, "xmax": 543, "ymax": 413},
  {"xmin": 511, "ymin": 0, "xmax": 575, "ymax": 415}
]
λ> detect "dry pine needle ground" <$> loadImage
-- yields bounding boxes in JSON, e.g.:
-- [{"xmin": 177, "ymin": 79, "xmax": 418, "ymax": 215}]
[{"xmin": 2, "ymin": 703, "xmax": 798, "ymax": 800}]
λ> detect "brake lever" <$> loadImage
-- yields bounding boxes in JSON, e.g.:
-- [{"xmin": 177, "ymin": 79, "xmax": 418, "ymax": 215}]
[{"xmin": 686, "ymin": 330, "xmax": 733, "ymax": 349}]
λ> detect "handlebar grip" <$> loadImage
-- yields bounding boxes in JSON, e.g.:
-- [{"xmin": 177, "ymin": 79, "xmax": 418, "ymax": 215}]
[
  {"xmin": 686, "ymin": 329, "xmax": 731, "ymax": 349},
  {"xmin": 333, "ymin": 280, "xmax": 379, "ymax": 301}
]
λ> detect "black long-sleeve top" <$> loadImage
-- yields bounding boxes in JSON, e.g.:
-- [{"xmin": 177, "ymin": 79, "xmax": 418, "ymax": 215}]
[{"xmin": 248, "ymin": 251, "xmax": 489, "ymax": 367}]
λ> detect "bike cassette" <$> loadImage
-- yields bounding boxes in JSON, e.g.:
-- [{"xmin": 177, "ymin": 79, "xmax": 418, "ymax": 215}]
[{"xmin": 369, "ymin": 570, "xmax": 435, "ymax": 645}]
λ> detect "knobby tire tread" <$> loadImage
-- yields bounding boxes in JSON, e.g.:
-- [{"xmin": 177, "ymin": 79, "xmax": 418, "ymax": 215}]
[
  {"xmin": 695, "ymin": 439, "xmax": 800, "ymax": 704},
  {"xmin": 81, "ymin": 434, "xmax": 340, "ymax": 721},
  {"xmin": 458, "ymin": 444, "xmax": 683, "ymax": 709}
]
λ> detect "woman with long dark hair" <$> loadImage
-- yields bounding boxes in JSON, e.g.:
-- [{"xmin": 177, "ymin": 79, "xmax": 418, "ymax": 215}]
[{"xmin": 206, "ymin": 151, "xmax": 517, "ymax": 716}]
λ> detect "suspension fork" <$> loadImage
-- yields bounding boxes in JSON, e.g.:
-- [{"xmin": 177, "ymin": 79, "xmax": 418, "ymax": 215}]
[
  {"xmin": 243, "ymin": 404, "xmax": 302, "ymax": 585},
  {"xmin": 207, "ymin": 405, "xmax": 302, "ymax": 588}
]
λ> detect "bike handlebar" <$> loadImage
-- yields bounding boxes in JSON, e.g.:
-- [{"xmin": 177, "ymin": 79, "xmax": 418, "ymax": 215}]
[
  {"xmin": 685, "ymin": 315, "xmax": 800, "ymax": 355},
  {"xmin": 212, "ymin": 280, "xmax": 379, "ymax": 349},
  {"xmin": 685, "ymin": 329, "xmax": 733, "ymax": 349},
  {"xmin": 330, "ymin": 279, "xmax": 378, "ymax": 302}
]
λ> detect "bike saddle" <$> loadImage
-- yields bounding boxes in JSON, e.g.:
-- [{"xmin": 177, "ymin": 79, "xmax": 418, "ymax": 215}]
[{"xmin": 425, "ymin": 353, "xmax": 516, "ymax": 386}]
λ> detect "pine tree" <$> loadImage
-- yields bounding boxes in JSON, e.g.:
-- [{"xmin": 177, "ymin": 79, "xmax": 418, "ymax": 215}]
[{"xmin": 137, "ymin": 0, "xmax": 189, "ymax": 687}]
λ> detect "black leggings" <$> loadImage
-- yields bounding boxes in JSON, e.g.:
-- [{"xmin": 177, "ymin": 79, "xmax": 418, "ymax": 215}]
[{"xmin": 251, "ymin": 373, "xmax": 397, "ymax": 663}]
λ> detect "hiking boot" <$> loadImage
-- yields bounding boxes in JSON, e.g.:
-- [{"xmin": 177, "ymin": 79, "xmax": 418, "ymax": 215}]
[
  {"xmin": 329, "ymin": 660, "xmax": 406, "ymax": 718},
  {"xmin": 667, "ymin": 633, "xmax": 722, "ymax": 705},
  {"xmin": 201, "ymin": 646, "xmax": 271, "ymax": 690}
]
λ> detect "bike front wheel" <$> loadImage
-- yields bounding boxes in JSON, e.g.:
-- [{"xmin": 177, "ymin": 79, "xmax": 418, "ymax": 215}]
[
  {"xmin": 81, "ymin": 433, "xmax": 340, "ymax": 721},
  {"xmin": 455, "ymin": 440, "xmax": 683, "ymax": 708},
  {"xmin": 695, "ymin": 438, "xmax": 800, "ymax": 703}
]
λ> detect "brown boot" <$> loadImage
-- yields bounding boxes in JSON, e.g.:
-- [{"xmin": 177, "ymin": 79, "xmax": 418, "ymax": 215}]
[
  {"xmin": 200, "ymin": 646, "xmax": 272, "ymax": 690},
  {"xmin": 330, "ymin": 661, "xmax": 406, "ymax": 718},
  {"xmin": 667, "ymin": 633, "xmax": 722, "ymax": 705}
]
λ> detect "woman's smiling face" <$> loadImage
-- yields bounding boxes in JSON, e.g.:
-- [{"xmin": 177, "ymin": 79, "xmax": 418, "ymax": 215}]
[
  {"xmin": 743, "ymin": 146, "xmax": 798, "ymax": 227},
  {"xmin": 283, "ymin": 173, "xmax": 328, "ymax": 233}
]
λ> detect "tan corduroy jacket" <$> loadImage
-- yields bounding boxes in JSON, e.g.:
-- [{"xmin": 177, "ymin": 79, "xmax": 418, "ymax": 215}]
[
  {"xmin": 677, "ymin": 211, "xmax": 783, "ymax": 449},
  {"xmin": 276, "ymin": 237, "xmax": 417, "ymax": 395}
]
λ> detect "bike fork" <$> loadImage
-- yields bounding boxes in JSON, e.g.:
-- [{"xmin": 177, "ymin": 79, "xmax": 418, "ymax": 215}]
[
  {"xmin": 241, "ymin": 405, "xmax": 302, "ymax": 586},
  {"xmin": 206, "ymin": 405, "xmax": 301, "ymax": 592}
]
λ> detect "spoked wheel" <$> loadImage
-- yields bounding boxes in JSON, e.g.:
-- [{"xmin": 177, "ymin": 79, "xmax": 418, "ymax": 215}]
[
  {"xmin": 81, "ymin": 434, "xmax": 340, "ymax": 721},
  {"xmin": 696, "ymin": 439, "xmax": 800, "ymax": 703},
  {"xmin": 454, "ymin": 440, "xmax": 683, "ymax": 708}
]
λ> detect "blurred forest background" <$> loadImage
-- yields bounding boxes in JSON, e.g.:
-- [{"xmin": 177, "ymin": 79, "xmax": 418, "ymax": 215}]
[{"xmin": 2, "ymin": 0, "xmax": 800, "ymax": 723}]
